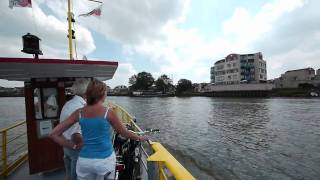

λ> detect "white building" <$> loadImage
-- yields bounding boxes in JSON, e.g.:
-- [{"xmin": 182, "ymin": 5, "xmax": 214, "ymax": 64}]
[
  {"xmin": 211, "ymin": 52, "xmax": 267, "ymax": 85},
  {"xmin": 193, "ymin": 83, "xmax": 211, "ymax": 93},
  {"xmin": 113, "ymin": 85, "xmax": 128, "ymax": 93}
]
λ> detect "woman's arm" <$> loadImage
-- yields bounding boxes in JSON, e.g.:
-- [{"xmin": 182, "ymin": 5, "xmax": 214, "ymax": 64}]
[
  {"xmin": 108, "ymin": 110, "xmax": 148, "ymax": 141},
  {"xmin": 49, "ymin": 109, "xmax": 80, "ymax": 149}
]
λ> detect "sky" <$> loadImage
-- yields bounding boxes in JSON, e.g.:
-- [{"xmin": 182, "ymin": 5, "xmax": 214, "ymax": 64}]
[{"xmin": 0, "ymin": 0, "xmax": 319, "ymax": 88}]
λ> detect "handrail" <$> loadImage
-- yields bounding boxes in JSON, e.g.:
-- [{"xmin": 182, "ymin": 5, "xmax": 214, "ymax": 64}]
[
  {"xmin": 0, "ymin": 120, "xmax": 28, "ymax": 178},
  {"xmin": 0, "ymin": 121, "xmax": 26, "ymax": 133},
  {"xmin": 148, "ymin": 142, "xmax": 195, "ymax": 180},
  {"xmin": 107, "ymin": 102, "xmax": 143, "ymax": 132},
  {"xmin": 107, "ymin": 102, "xmax": 196, "ymax": 180}
]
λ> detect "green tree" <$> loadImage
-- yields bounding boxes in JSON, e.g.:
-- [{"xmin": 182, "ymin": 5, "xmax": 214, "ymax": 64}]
[
  {"xmin": 128, "ymin": 75, "xmax": 137, "ymax": 90},
  {"xmin": 129, "ymin": 72, "xmax": 154, "ymax": 90},
  {"xmin": 176, "ymin": 79, "xmax": 192, "ymax": 93},
  {"xmin": 155, "ymin": 74, "xmax": 173, "ymax": 93}
]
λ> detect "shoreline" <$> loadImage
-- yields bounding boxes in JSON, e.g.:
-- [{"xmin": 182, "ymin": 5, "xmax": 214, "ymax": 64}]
[{"xmin": 1, "ymin": 88, "xmax": 318, "ymax": 98}]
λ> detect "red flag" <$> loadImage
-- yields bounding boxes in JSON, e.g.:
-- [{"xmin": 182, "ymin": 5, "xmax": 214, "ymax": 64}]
[
  {"xmin": 9, "ymin": 0, "xmax": 32, "ymax": 9},
  {"xmin": 79, "ymin": 6, "xmax": 102, "ymax": 17}
]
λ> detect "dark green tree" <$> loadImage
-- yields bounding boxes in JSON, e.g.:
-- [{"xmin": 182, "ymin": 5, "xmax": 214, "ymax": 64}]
[
  {"xmin": 176, "ymin": 79, "xmax": 192, "ymax": 93},
  {"xmin": 128, "ymin": 75, "xmax": 137, "ymax": 90},
  {"xmin": 155, "ymin": 74, "xmax": 173, "ymax": 93},
  {"xmin": 129, "ymin": 72, "xmax": 154, "ymax": 90}
]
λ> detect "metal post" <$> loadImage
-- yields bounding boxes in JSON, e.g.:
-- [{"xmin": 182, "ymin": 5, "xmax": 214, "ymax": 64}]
[
  {"xmin": 2, "ymin": 131, "xmax": 7, "ymax": 176},
  {"xmin": 67, "ymin": 0, "xmax": 73, "ymax": 60}
]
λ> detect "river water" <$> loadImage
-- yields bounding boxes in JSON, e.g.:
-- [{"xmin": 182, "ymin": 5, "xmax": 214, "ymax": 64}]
[{"xmin": 0, "ymin": 97, "xmax": 319, "ymax": 180}]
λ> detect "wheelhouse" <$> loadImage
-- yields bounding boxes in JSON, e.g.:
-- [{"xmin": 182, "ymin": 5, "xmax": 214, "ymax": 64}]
[{"xmin": 0, "ymin": 57, "xmax": 118, "ymax": 174}]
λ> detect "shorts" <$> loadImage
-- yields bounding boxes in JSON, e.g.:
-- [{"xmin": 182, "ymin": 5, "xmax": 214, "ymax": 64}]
[
  {"xmin": 63, "ymin": 147, "xmax": 80, "ymax": 180},
  {"xmin": 76, "ymin": 152, "xmax": 116, "ymax": 180}
]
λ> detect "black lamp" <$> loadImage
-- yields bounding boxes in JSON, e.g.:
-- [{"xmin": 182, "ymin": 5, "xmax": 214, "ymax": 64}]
[{"xmin": 21, "ymin": 33, "xmax": 43, "ymax": 59}]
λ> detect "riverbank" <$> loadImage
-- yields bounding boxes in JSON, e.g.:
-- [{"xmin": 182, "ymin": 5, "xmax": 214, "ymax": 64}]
[{"xmin": 1, "ymin": 88, "xmax": 318, "ymax": 98}]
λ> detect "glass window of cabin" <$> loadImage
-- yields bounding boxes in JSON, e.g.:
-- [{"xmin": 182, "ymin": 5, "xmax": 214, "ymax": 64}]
[
  {"xmin": 43, "ymin": 88, "xmax": 59, "ymax": 118},
  {"xmin": 34, "ymin": 88, "xmax": 43, "ymax": 119},
  {"xmin": 34, "ymin": 88, "xmax": 59, "ymax": 119}
]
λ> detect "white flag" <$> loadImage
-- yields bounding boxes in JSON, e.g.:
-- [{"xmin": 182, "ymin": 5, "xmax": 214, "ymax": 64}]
[
  {"xmin": 79, "ymin": 6, "xmax": 102, "ymax": 17},
  {"xmin": 9, "ymin": 0, "xmax": 32, "ymax": 9}
]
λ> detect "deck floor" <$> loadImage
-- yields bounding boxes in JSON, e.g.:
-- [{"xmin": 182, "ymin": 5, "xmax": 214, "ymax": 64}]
[
  {"xmin": 6, "ymin": 150, "xmax": 149, "ymax": 180},
  {"xmin": 7, "ymin": 162, "xmax": 65, "ymax": 180},
  {"xmin": 6, "ymin": 160, "xmax": 149, "ymax": 180}
]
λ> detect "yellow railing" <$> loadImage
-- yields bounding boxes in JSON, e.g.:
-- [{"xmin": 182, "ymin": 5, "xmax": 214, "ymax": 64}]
[
  {"xmin": 148, "ymin": 142, "xmax": 195, "ymax": 180},
  {"xmin": 0, "ymin": 120, "xmax": 28, "ymax": 178},
  {"xmin": 107, "ymin": 102, "xmax": 196, "ymax": 180}
]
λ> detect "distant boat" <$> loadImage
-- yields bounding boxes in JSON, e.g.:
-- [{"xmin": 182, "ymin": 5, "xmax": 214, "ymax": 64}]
[
  {"xmin": 310, "ymin": 92, "xmax": 319, "ymax": 97},
  {"xmin": 132, "ymin": 90, "xmax": 173, "ymax": 97}
]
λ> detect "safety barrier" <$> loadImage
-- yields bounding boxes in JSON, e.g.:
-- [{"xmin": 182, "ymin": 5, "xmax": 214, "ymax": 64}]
[
  {"xmin": 107, "ymin": 102, "xmax": 196, "ymax": 180},
  {"xmin": 0, "ymin": 120, "xmax": 28, "ymax": 178}
]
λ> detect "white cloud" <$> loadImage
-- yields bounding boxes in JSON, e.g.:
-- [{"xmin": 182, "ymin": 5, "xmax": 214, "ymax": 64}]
[
  {"xmin": 1, "ymin": 0, "xmax": 319, "ymax": 88},
  {"xmin": 129, "ymin": 0, "xmax": 315, "ymax": 83},
  {"xmin": 0, "ymin": 1, "xmax": 95, "ymax": 59},
  {"xmin": 44, "ymin": 0, "xmax": 190, "ymax": 45},
  {"xmin": 251, "ymin": 0, "xmax": 320, "ymax": 78},
  {"xmin": 223, "ymin": 0, "xmax": 304, "ymax": 44},
  {"xmin": 0, "ymin": 0, "xmax": 96, "ymax": 87},
  {"xmin": 106, "ymin": 63, "xmax": 137, "ymax": 88}
]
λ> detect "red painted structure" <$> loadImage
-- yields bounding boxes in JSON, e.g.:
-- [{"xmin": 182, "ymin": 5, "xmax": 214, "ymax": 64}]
[{"xmin": 0, "ymin": 57, "xmax": 118, "ymax": 174}]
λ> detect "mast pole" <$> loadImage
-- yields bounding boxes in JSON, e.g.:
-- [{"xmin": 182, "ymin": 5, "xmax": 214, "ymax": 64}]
[{"xmin": 67, "ymin": 0, "xmax": 73, "ymax": 60}]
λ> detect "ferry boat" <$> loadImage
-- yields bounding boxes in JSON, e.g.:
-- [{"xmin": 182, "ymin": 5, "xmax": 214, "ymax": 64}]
[
  {"xmin": 132, "ymin": 91, "xmax": 173, "ymax": 97},
  {"xmin": 0, "ymin": 1, "xmax": 195, "ymax": 179}
]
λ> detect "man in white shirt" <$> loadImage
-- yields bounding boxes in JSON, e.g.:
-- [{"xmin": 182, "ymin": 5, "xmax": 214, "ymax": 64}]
[{"xmin": 60, "ymin": 78, "xmax": 90, "ymax": 180}]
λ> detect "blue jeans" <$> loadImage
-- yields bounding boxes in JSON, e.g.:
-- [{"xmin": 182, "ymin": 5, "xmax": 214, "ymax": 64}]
[{"xmin": 63, "ymin": 147, "xmax": 79, "ymax": 180}]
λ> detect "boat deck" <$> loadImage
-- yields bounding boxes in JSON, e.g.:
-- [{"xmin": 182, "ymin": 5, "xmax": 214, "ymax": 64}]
[
  {"xmin": 6, "ymin": 152, "xmax": 149, "ymax": 180},
  {"xmin": 7, "ymin": 162, "xmax": 65, "ymax": 180}
]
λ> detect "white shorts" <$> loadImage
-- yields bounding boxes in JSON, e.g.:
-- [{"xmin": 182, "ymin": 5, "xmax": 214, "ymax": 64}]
[{"xmin": 76, "ymin": 152, "xmax": 116, "ymax": 180}]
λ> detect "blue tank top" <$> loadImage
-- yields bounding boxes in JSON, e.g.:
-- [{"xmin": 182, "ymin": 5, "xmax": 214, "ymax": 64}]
[{"xmin": 78, "ymin": 109, "xmax": 113, "ymax": 159}]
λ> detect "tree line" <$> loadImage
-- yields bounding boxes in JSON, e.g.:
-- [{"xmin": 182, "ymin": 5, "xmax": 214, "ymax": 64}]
[{"xmin": 128, "ymin": 72, "xmax": 193, "ymax": 94}]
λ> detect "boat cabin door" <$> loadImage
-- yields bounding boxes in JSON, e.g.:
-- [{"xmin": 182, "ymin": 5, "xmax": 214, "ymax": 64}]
[{"xmin": 24, "ymin": 79, "xmax": 66, "ymax": 174}]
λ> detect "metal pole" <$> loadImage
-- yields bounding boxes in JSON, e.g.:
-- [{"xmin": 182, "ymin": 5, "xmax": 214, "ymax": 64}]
[
  {"xmin": 67, "ymin": 0, "xmax": 73, "ymax": 60},
  {"xmin": 2, "ymin": 131, "xmax": 7, "ymax": 176}
]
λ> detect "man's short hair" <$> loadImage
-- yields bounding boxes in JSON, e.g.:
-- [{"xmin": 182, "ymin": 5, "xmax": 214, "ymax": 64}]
[{"xmin": 71, "ymin": 78, "xmax": 90, "ymax": 96}]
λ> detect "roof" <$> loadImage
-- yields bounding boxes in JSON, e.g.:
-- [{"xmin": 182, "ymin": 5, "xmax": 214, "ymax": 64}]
[
  {"xmin": 286, "ymin": 67, "xmax": 314, "ymax": 73},
  {"xmin": 0, "ymin": 57, "xmax": 118, "ymax": 81},
  {"xmin": 214, "ymin": 59, "xmax": 225, "ymax": 65}
]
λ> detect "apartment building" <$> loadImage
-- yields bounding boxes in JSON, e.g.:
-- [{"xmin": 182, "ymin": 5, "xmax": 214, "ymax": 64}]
[
  {"xmin": 210, "ymin": 52, "xmax": 267, "ymax": 85},
  {"xmin": 210, "ymin": 67, "xmax": 215, "ymax": 83}
]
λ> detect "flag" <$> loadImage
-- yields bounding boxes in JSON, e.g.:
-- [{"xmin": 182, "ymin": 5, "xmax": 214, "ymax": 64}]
[
  {"xmin": 79, "ymin": 6, "xmax": 102, "ymax": 17},
  {"xmin": 9, "ymin": 0, "xmax": 32, "ymax": 9}
]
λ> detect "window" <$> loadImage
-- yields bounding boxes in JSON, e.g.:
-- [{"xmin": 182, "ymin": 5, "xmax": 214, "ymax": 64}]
[
  {"xmin": 34, "ymin": 88, "xmax": 42, "ymax": 119},
  {"xmin": 34, "ymin": 88, "xmax": 59, "ymax": 119},
  {"xmin": 233, "ymin": 63, "xmax": 236, "ymax": 67},
  {"xmin": 43, "ymin": 88, "xmax": 58, "ymax": 118},
  {"xmin": 216, "ymin": 65, "xmax": 224, "ymax": 70}
]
